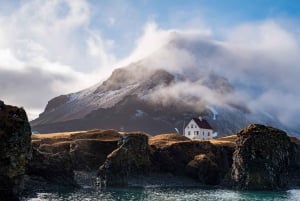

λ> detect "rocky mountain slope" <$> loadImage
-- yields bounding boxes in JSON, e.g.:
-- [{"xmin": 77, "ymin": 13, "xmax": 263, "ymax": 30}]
[{"xmin": 31, "ymin": 34, "xmax": 300, "ymax": 137}]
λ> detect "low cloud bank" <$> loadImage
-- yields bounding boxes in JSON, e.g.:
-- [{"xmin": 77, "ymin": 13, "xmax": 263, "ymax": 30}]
[{"xmin": 124, "ymin": 21, "xmax": 300, "ymax": 128}]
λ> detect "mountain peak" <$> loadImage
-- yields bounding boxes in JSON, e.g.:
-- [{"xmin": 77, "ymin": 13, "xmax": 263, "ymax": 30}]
[{"xmin": 31, "ymin": 35, "xmax": 299, "ymax": 137}]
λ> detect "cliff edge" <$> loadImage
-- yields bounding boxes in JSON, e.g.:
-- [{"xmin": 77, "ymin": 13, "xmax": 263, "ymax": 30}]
[{"xmin": 0, "ymin": 101, "xmax": 32, "ymax": 201}]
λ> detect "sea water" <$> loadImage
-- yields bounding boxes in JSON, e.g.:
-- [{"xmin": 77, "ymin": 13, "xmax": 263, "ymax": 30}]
[{"xmin": 21, "ymin": 187, "xmax": 300, "ymax": 201}]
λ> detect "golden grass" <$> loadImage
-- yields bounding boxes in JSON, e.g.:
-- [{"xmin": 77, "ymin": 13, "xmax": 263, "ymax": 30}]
[
  {"xmin": 209, "ymin": 135, "xmax": 237, "ymax": 147},
  {"xmin": 149, "ymin": 133, "xmax": 191, "ymax": 148},
  {"xmin": 31, "ymin": 129, "xmax": 121, "ymax": 143},
  {"xmin": 210, "ymin": 134, "xmax": 300, "ymax": 147},
  {"xmin": 32, "ymin": 131, "xmax": 83, "ymax": 139},
  {"xmin": 32, "ymin": 130, "xmax": 299, "ymax": 147}
]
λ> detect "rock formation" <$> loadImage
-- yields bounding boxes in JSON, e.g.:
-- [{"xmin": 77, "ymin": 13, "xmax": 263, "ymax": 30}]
[
  {"xmin": 96, "ymin": 126, "xmax": 299, "ymax": 190},
  {"xmin": 70, "ymin": 130, "xmax": 120, "ymax": 171},
  {"xmin": 97, "ymin": 133, "xmax": 234, "ymax": 187},
  {"xmin": 231, "ymin": 124, "xmax": 292, "ymax": 190},
  {"xmin": 185, "ymin": 153, "xmax": 220, "ymax": 185},
  {"xmin": 23, "ymin": 124, "xmax": 300, "ymax": 192},
  {"xmin": 0, "ymin": 101, "xmax": 32, "ymax": 201},
  {"xmin": 31, "ymin": 129, "xmax": 120, "ymax": 171},
  {"xmin": 98, "ymin": 132, "xmax": 152, "ymax": 186},
  {"xmin": 27, "ymin": 148, "xmax": 77, "ymax": 188}
]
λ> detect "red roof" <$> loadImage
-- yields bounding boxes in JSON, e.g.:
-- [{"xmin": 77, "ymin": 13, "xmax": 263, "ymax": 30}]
[{"xmin": 189, "ymin": 118, "xmax": 213, "ymax": 130}]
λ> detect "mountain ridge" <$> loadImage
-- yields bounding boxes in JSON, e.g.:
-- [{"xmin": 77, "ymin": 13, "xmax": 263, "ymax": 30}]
[{"xmin": 31, "ymin": 34, "xmax": 300, "ymax": 137}]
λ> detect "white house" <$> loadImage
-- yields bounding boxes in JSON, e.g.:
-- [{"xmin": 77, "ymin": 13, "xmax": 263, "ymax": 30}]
[{"xmin": 184, "ymin": 117, "xmax": 214, "ymax": 140}]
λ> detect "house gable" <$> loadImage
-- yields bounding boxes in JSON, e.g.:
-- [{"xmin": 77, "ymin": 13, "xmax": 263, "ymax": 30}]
[
  {"xmin": 184, "ymin": 118, "xmax": 214, "ymax": 140},
  {"xmin": 185, "ymin": 118, "xmax": 213, "ymax": 130},
  {"xmin": 192, "ymin": 118, "xmax": 212, "ymax": 130}
]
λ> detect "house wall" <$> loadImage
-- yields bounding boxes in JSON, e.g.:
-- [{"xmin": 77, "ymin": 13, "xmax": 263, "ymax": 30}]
[{"xmin": 184, "ymin": 119, "xmax": 213, "ymax": 140}]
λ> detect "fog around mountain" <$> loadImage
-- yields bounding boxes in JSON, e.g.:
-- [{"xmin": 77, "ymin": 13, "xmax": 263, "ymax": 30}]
[{"xmin": 31, "ymin": 28, "xmax": 300, "ymax": 136}]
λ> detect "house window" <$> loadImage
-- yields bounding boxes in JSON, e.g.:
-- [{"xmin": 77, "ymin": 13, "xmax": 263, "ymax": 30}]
[
  {"xmin": 194, "ymin": 131, "xmax": 199, "ymax": 135},
  {"xmin": 191, "ymin": 124, "xmax": 193, "ymax": 128},
  {"xmin": 203, "ymin": 131, "xmax": 204, "ymax": 135},
  {"xmin": 208, "ymin": 132, "xmax": 210, "ymax": 136},
  {"xmin": 188, "ymin": 131, "xmax": 191, "ymax": 135}
]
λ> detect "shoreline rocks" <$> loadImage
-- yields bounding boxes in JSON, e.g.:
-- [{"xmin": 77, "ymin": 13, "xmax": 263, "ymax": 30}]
[
  {"xmin": 97, "ymin": 133, "xmax": 234, "ymax": 187},
  {"xmin": 2, "ymin": 107, "xmax": 298, "ymax": 200},
  {"xmin": 0, "ymin": 102, "xmax": 32, "ymax": 201},
  {"xmin": 231, "ymin": 124, "xmax": 295, "ymax": 190},
  {"xmin": 98, "ymin": 132, "xmax": 152, "ymax": 187},
  {"xmin": 27, "ymin": 148, "xmax": 78, "ymax": 188},
  {"xmin": 96, "ymin": 126, "xmax": 300, "ymax": 190}
]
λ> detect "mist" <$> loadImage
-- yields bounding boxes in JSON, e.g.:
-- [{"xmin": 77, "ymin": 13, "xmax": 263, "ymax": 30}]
[{"xmin": 125, "ymin": 21, "xmax": 300, "ymax": 128}]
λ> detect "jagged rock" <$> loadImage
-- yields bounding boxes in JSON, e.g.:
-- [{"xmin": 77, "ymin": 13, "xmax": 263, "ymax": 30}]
[
  {"xmin": 97, "ymin": 132, "xmax": 152, "ymax": 186},
  {"xmin": 70, "ymin": 139, "xmax": 118, "ymax": 171},
  {"xmin": 288, "ymin": 138, "xmax": 300, "ymax": 186},
  {"xmin": 0, "ymin": 100, "xmax": 4, "ymax": 109},
  {"xmin": 69, "ymin": 130, "xmax": 120, "ymax": 170},
  {"xmin": 31, "ymin": 129, "xmax": 121, "ymax": 171},
  {"xmin": 150, "ymin": 134, "xmax": 234, "ymax": 185},
  {"xmin": 150, "ymin": 134, "xmax": 233, "ymax": 186},
  {"xmin": 231, "ymin": 124, "xmax": 291, "ymax": 190},
  {"xmin": 27, "ymin": 148, "xmax": 77, "ymax": 187},
  {"xmin": 185, "ymin": 153, "xmax": 220, "ymax": 185},
  {"xmin": 150, "ymin": 139, "xmax": 218, "ymax": 175},
  {"xmin": 0, "ymin": 103, "xmax": 32, "ymax": 201}
]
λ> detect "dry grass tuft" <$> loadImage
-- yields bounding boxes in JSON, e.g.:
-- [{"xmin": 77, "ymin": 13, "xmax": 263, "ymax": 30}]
[
  {"xmin": 149, "ymin": 133, "xmax": 191, "ymax": 148},
  {"xmin": 209, "ymin": 135, "xmax": 237, "ymax": 147}
]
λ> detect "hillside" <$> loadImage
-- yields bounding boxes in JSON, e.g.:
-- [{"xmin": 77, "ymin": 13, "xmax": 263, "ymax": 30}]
[{"xmin": 30, "ymin": 34, "xmax": 300, "ymax": 137}]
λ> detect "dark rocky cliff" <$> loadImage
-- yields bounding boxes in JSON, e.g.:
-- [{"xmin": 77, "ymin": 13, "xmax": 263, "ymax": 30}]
[
  {"xmin": 97, "ymin": 132, "xmax": 234, "ymax": 187},
  {"xmin": 96, "ymin": 125, "xmax": 300, "ymax": 190},
  {"xmin": 232, "ymin": 124, "xmax": 292, "ymax": 190},
  {"xmin": 0, "ymin": 101, "xmax": 32, "ymax": 201},
  {"xmin": 24, "ymin": 129, "xmax": 121, "ymax": 194},
  {"xmin": 98, "ymin": 132, "xmax": 152, "ymax": 187},
  {"xmin": 17, "ymin": 123, "xmax": 299, "ymax": 194}
]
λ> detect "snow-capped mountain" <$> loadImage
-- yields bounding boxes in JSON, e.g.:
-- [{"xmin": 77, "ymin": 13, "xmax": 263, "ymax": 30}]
[{"xmin": 31, "ymin": 33, "xmax": 300, "ymax": 137}]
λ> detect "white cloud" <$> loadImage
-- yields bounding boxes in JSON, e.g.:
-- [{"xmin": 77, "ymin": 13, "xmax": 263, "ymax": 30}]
[
  {"xmin": 123, "ymin": 20, "xmax": 300, "ymax": 128},
  {"xmin": 0, "ymin": 0, "xmax": 299, "ymax": 130},
  {"xmin": 117, "ymin": 21, "xmax": 211, "ymax": 68},
  {"xmin": 0, "ymin": 0, "xmax": 116, "ymax": 119}
]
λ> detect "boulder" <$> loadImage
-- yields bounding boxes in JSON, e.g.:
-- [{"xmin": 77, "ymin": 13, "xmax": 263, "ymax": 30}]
[
  {"xmin": 288, "ymin": 138, "xmax": 300, "ymax": 186},
  {"xmin": 27, "ymin": 148, "xmax": 77, "ymax": 187},
  {"xmin": 32, "ymin": 129, "xmax": 121, "ymax": 171},
  {"xmin": 231, "ymin": 124, "xmax": 291, "ymax": 190},
  {"xmin": 150, "ymin": 134, "xmax": 234, "ymax": 185},
  {"xmin": 69, "ymin": 130, "xmax": 120, "ymax": 171},
  {"xmin": 150, "ymin": 140, "xmax": 218, "ymax": 174},
  {"xmin": 0, "ymin": 102, "xmax": 32, "ymax": 201},
  {"xmin": 97, "ymin": 132, "xmax": 152, "ymax": 186},
  {"xmin": 70, "ymin": 139, "xmax": 118, "ymax": 171},
  {"xmin": 185, "ymin": 153, "xmax": 220, "ymax": 185}
]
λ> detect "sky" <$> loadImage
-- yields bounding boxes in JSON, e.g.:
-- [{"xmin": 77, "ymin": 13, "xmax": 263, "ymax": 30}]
[{"xmin": 0, "ymin": 0, "xmax": 300, "ymax": 120}]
